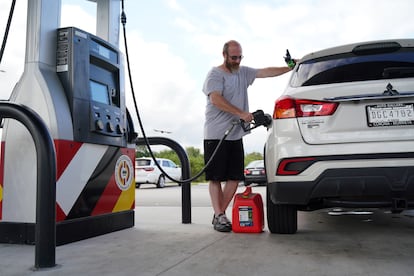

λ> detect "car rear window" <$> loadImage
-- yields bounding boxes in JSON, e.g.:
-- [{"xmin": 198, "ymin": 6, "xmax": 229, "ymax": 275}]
[
  {"xmin": 136, "ymin": 159, "xmax": 151, "ymax": 166},
  {"xmin": 291, "ymin": 49, "xmax": 414, "ymax": 87},
  {"xmin": 247, "ymin": 160, "xmax": 264, "ymax": 167}
]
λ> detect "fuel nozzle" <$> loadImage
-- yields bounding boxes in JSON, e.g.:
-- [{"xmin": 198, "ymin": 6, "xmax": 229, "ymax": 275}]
[
  {"xmin": 284, "ymin": 49, "xmax": 296, "ymax": 69},
  {"xmin": 240, "ymin": 110, "xmax": 272, "ymax": 131}
]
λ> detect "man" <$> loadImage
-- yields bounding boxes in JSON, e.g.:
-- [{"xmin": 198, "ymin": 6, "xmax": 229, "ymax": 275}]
[{"xmin": 202, "ymin": 40, "xmax": 294, "ymax": 232}]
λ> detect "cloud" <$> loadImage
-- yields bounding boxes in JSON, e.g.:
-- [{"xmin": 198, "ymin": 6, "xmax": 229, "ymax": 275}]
[
  {"xmin": 173, "ymin": 17, "xmax": 197, "ymax": 33},
  {"xmin": 166, "ymin": 0, "xmax": 182, "ymax": 12},
  {"xmin": 1, "ymin": 0, "xmax": 414, "ymax": 154},
  {"xmin": 61, "ymin": 4, "xmax": 96, "ymax": 34},
  {"xmin": 0, "ymin": 0, "xmax": 27, "ymax": 99},
  {"xmin": 120, "ymin": 30, "xmax": 203, "ymax": 149}
]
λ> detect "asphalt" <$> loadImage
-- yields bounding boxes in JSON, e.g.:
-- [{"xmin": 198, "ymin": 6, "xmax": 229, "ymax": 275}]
[{"xmin": 1, "ymin": 184, "xmax": 414, "ymax": 276}]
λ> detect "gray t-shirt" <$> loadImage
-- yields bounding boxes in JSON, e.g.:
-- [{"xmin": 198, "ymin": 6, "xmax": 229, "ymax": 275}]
[{"xmin": 202, "ymin": 66, "xmax": 257, "ymax": 140}]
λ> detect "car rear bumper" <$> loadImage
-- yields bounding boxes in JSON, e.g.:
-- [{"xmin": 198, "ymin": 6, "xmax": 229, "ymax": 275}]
[
  {"xmin": 268, "ymin": 166, "xmax": 414, "ymax": 210},
  {"xmin": 135, "ymin": 174, "xmax": 157, "ymax": 184}
]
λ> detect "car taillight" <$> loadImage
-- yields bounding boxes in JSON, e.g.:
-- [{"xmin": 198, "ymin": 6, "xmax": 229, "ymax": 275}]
[
  {"xmin": 273, "ymin": 96, "xmax": 338, "ymax": 119},
  {"xmin": 144, "ymin": 167, "xmax": 155, "ymax": 172},
  {"xmin": 277, "ymin": 157, "xmax": 316, "ymax": 175},
  {"xmin": 244, "ymin": 169, "xmax": 251, "ymax": 175}
]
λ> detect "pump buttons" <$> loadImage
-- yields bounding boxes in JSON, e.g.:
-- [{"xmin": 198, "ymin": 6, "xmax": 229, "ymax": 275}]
[
  {"xmin": 95, "ymin": 120, "xmax": 104, "ymax": 131},
  {"xmin": 107, "ymin": 122, "xmax": 115, "ymax": 132},
  {"xmin": 91, "ymin": 105, "xmax": 124, "ymax": 137},
  {"xmin": 116, "ymin": 124, "xmax": 124, "ymax": 134},
  {"xmin": 95, "ymin": 119, "xmax": 123, "ymax": 136}
]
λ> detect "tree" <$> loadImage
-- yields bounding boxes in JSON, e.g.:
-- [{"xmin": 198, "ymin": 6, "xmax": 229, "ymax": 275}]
[
  {"xmin": 135, "ymin": 145, "xmax": 150, "ymax": 158},
  {"xmin": 154, "ymin": 149, "xmax": 180, "ymax": 164},
  {"xmin": 185, "ymin": 147, "xmax": 205, "ymax": 182},
  {"xmin": 244, "ymin": 152, "xmax": 263, "ymax": 166},
  {"xmin": 138, "ymin": 146, "xmax": 206, "ymax": 182}
]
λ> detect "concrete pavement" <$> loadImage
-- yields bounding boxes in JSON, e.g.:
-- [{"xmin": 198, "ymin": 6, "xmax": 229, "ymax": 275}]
[{"xmin": 1, "ymin": 184, "xmax": 414, "ymax": 275}]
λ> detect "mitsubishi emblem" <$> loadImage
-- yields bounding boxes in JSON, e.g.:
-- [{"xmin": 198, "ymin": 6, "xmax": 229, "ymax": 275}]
[{"xmin": 383, "ymin": 83, "xmax": 399, "ymax": 96}]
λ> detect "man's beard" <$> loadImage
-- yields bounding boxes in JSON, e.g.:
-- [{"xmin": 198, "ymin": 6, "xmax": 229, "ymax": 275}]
[{"xmin": 225, "ymin": 60, "xmax": 240, "ymax": 72}]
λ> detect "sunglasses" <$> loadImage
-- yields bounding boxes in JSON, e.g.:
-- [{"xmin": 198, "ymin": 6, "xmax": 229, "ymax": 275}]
[{"xmin": 229, "ymin": 55, "xmax": 243, "ymax": 61}]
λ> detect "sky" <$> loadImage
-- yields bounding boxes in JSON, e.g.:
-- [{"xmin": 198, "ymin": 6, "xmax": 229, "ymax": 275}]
[{"xmin": 0, "ymin": 0, "xmax": 414, "ymax": 154}]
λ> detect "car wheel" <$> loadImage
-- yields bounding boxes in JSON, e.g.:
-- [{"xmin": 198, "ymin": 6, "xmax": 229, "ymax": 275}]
[
  {"xmin": 266, "ymin": 186, "xmax": 297, "ymax": 234},
  {"xmin": 135, "ymin": 183, "xmax": 141, "ymax": 189},
  {"xmin": 157, "ymin": 175, "xmax": 165, "ymax": 188}
]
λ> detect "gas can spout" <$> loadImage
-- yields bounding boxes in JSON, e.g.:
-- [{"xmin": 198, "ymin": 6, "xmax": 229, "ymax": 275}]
[{"xmin": 242, "ymin": 186, "xmax": 252, "ymax": 198}]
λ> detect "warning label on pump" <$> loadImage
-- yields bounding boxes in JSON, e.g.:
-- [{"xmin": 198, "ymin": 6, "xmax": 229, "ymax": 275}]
[{"xmin": 238, "ymin": 206, "xmax": 253, "ymax": 226}]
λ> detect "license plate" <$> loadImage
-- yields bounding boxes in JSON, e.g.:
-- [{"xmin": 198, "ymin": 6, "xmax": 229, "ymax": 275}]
[
  {"xmin": 366, "ymin": 103, "xmax": 414, "ymax": 127},
  {"xmin": 252, "ymin": 171, "xmax": 260, "ymax": 175}
]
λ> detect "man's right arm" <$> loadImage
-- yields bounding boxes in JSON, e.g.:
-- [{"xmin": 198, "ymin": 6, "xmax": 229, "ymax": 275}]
[{"xmin": 209, "ymin": 92, "xmax": 253, "ymax": 122}]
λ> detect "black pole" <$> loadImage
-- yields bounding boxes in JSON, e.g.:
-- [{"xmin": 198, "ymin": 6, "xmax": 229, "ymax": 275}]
[
  {"xmin": 0, "ymin": 102, "xmax": 56, "ymax": 268},
  {"xmin": 136, "ymin": 137, "xmax": 191, "ymax": 223}
]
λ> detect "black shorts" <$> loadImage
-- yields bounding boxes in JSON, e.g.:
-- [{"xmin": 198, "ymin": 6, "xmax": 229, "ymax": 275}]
[{"xmin": 204, "ymin": 139, "xmax": 244, "ymax": 181}]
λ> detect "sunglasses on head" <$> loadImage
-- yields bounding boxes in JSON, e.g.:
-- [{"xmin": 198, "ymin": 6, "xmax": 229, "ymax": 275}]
[{"xmin": 229, "ymin": 55, "xmax": 243, "ymax": 61}]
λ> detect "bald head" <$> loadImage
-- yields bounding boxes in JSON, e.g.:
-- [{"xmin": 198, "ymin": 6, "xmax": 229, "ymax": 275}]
[{"xmin": 223, "ymin": 40, "xmax": 242, "ymax": 55}]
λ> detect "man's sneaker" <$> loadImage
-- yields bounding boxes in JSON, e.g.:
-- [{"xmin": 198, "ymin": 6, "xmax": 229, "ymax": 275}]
[
  {"xmin": 212, "ymin": 213, "xmax": 232, "ymax": 227},
  {"xmin": 221, "ymin": 214, "xmax": 232, "ymax": 227},
  {"xmin": 212, "ymin": 214, "xmax": 217, "ymax": 225},
  {"xmin": 213, "ymin": 214, "xmax": 232, "ymax": 232}
]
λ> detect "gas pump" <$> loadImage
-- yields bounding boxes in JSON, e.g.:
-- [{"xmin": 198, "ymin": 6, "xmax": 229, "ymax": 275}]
[
  {"xmin": 0, "ymin": 0, "xmax": 136, "ymax": 245},
  {"xmin": 56, "ymin": 26, "xmax": 128, "ymax": 147}
]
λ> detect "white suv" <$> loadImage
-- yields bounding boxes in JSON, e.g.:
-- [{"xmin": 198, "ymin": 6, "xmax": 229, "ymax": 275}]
[
  {"xmin": 265, "ymin": 39, "xmax": 414, "ymax": 234},
  {"xmin": 135, "ymin": 157, "xmax": 181, "ymax": 188}
]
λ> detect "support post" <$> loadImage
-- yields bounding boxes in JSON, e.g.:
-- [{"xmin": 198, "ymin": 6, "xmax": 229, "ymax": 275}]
[{"xmin": 136, "ymin": 137, "xmax": 191, "ymax": 223}]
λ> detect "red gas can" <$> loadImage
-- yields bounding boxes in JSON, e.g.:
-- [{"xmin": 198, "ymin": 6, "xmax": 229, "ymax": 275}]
[{"xmin": 232, "ymin": 186, "xmax": 264, "ymax": 233}]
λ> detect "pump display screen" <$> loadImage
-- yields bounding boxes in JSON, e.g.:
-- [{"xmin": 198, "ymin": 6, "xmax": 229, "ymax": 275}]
[{"xmin": 90, "ymin": 80, "xmax": 110, "ymax": 104}]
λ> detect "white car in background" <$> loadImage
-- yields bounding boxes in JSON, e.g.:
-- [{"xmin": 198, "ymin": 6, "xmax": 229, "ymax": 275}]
[
  {"xmin": 265, "ymin": 39, "xmax": 414, "ymax": 234},
  {"xmin": 135, "ymin": 157, "xmax": 181, "ymax": 188}
]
